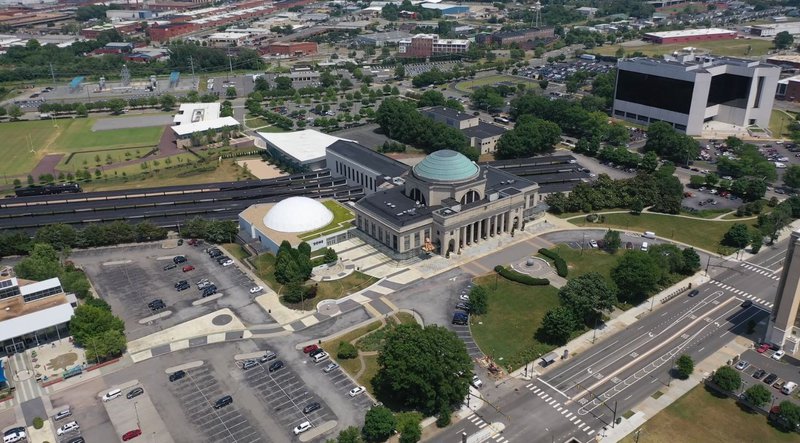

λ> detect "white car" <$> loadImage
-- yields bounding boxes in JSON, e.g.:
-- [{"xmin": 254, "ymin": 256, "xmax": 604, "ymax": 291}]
[
  {"xmin": 222, "ymin": 260, "xmax": 234, "ymax": 267},
  {"xmin": 293, "ymin": 421, "xmax": 312, "ymax": 435},
  {"xmin": 56, "ymin": 421, "xmax": 79, "ymax": 436},
  {"xmin": 471, "ymin": 375, "xmax": 483, "ymax": 389},
  {"xmin": 588, "ymin": 239, "xmax": 598, "ymax": 248},
  {"xmin": 102, "ymin": 389, "xmax": 121, "ymax": 402},
  {"xmin": 459, "ymin": 293, "xmax": 470, "ymax": 301},
  {"xmin": 323, "ymin": 363, "xmax": 340, "ymax": 373},
  {"xmin": 772, "ymin": 350, "xmax": 786, "ymax": 360},
  {"xmin": 349, "ymin": 386, "xmax": 366, "ymax": 397},
  {"xmin": 249, "ymin": 286, "xmax": 263, "ymax": 294}
]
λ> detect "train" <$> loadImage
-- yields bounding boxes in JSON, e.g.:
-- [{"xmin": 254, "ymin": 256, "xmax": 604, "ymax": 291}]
[{"xmin": 14, "ymin": 182, "xmax": 83, "ymax": 197}]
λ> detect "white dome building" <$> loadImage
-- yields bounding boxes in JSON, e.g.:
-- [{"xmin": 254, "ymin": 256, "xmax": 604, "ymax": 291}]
[
  {"xmin": 263, "ymin": 196, "xmax": 333, "ymax": 233},
  {"xmin": 239, "ymin": 197, "xmax": 354, "ymax": 253}
]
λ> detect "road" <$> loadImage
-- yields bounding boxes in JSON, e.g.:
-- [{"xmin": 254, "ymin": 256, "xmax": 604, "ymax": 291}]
[{"xmin": 432, "ymin": 235, "xmax": 789, "ymax": 443}]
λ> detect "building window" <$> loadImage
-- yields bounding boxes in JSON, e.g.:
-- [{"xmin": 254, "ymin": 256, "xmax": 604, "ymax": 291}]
[
  {"xmin": 614, "ymin": 109, "xmax": 624, "ymax": 116},
  {"xmin": 0, "ymin": 285, "xmax": 21, "ymax": 300},
  {"xmin": 675, "ymin": 124, "xmax": 687, "ymax": 131},
  {"xmin": 754, "ymin": 76, "xmax": 765, "ymax": 108},
  {"xmin": 23, "ymin": 285, "xmax": 63, "ymax": 303},
  {"xmin": 404, "ymin": 235, "xmax": 410, "ymax": 250},
  {"xmin": 357, "ymin": 215, "xmax": 362, "ymax": 229},
  {"xmin": 393, "ymin": 235, "xmax": 398, "ymax": 250},
  {"xmin": 414, "ymin": 232, "xmax": 420, "ymax": 247}
]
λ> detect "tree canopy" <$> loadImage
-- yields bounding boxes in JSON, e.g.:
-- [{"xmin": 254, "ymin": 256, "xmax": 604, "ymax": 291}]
[
  {"xmin": 373, "ymin": 323, "xmax": 472, "ymax": 415},
  {"xmin": 538, "ymin": 306, "xmax": 577, "ymax": 345},
  {"xmin": 69, "ymin": 303, "xmax": 126, "ymax": 362},
  {"xmin": 643, "ymin": 122, "xmax": 701, "ymax": 165},
  {"xmin": 558, "ymin": 272, "xmax": 616, "ymax": 325},
  {"xmin": 712, "ymin": 365, "xmax": 741, "ymax": 392},
  {"xmin": 362, "ymin": 406, "xmax": 396, "ymax": 442},
  {"xmin": 611, "ymin": 251, "xmax": 662, "ymax": 304},
  {"xmin": 495, "ymin": 116, "xmax": 561, "ymax": 159}
]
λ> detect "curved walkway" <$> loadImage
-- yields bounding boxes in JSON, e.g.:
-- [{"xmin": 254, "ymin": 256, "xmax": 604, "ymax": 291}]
[{"xmin": 563, "ymin": 208, "xmax": 758, "ymax": 222}]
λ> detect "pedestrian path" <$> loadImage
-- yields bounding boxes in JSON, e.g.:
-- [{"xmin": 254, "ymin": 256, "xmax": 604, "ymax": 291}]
[
  {"xmin": 7, "ymin": 352, "xmax": 44, "ymax": 404},
  {"xmin": 739, "ymin": 262, "xmax": 781, "ymax": 280},
  {"xmin": 709, "ymin": 279, "xmax": 774, "ymax": 308}
]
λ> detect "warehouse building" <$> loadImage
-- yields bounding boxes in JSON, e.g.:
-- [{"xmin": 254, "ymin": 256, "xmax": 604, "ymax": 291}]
[
  {"xmin": 256, "ymin": 129, "xmax": 346, "ymax": 171},
  {"xmin": 642, "ymin": 28, "xmax": 737, "ymax": 44}
]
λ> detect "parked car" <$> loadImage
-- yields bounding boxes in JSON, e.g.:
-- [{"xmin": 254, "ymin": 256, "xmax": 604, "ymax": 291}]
[
  {"xmin": 455, "ymin": 302, "xmax": 471, "ymax": 312},
  {"xmin": 148, "ymin": 299, "xmax": 165, "ymax": 310},
  {"xmin": 169, "ymin": 370, "xmax": 186, "ymax": 382},
  {"xmin": 213, "ymin": 395, "xmax": 233, "ymax": 409},
  {"xmin": 309, "ymin": 348, "xmax": 325, "ymax": 357},
  {"xmin": 173, "ymin": 256, "xmax": 187, "ymax": 264},
  {"xmin": 349, "ymin": 386, "xmax": 366, "ymax": 397},
  {"xmin": 753, "ymin": 369, "xmax": 767, "ymax": 380},
  {"xmin": 174, "ymin": 280, "xmax": 188, "ymax": 288},
  {"xmin": 260, "ymin": 351, "xmax": 277, "ymax": 363},
  {"xmin": 472, "ymin": 375, "xmax": 483, "ymax": 389},
  {"xmin": 53, "ymin": 408, "xmax": 72, "ymax": 421},
  {"xmin": 452, "ymin": 312, "xmax": 468, "ymax": 325},
  {"xmin": 241, "ymin": 360, "xmax": 258, "ymax": 370},
  {"xmin": 126, "ymin": 387, "xmax": 144, "ymax": 399},
  {"xmin": 222, "ymin": 260, "xmax": 234, "ymax": 267},
  {"xmin": 56, "ymin": 421, "xmax": 80, "ymax": 436},
  {"xmin": 66, "ymin": 437, "xmax": 85, "ymax": 443},
  {"xmin": 764, "ymin": 373, "xmax": 779, "ymax": 385},
  {"xmin": 588, "ymin": 239, "xmax": 598, "ymax": 248},
  {"xmin": 293, "ymin": 421, "xmax": 312, "ymax": 435},
  {"xmin": 182, "ymin": 265, "xmax": 195, "ymax": 272},
  {"xmin": 269, "ymin": 361, "xmax": 284, "ymax": 372},
  {"xmin": 102, "ymin": 389, "xmax": 122, "ymax": 402},
  {"xmin": 741, "ymin": 300, "xmax": 753, "ymax": 308},
  {"xmin": 735, "ymin": 360, "xmax": 750, "ymax": 370},
  {"xmin": 122, "ymin": 429, "xmax": 142, "ymax": 441},
  {"xmin": 249, "ymin": 286, "xmax": 264, "ymax": 294},
  {"xmin": 459, "ymin": 293, "xmax": 470, "ymax": 301},
  {"xmin": 323, "ymin": 363, "xmax": 339, "ymax": 373},
  {"xmin": 302, "ymin": 402, "xmax": 321, "ymax": 414},
  {"xmin": 772, "ymin": 350, "xmax": 786, "ymax": 360},
  {"xmin": 176, "ymin": 283, "xmax": 190, "ymax": 291},
  {"xmin": 163, "ymin": 263, "xmax": 177, "ymax": 271},
  {"xmin": 757, "ymin": 343, "xmax": 771, "ymax": 353},
  {"xmin": 303, "ymin": 344, "xmax": 319, "ymax": 354}
]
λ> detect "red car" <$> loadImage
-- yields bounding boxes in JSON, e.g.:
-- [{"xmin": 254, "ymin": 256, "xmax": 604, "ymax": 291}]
[
  {"xmin": 757, "ymin": 343, "xmax": 771, "ymax": 353},
  {"xmin": 303, "ymin": 344, "xmax": 319, "ymax": 354},
  {"xmin": 122, "ymin": 429, "xmax": 142, "ymax": 441},
  {"xmin": 187, "ymin": 238, "xmax": 197, "ymax": 246},
  {"xmin": 182, "ymin": 265, "xmax": 195, "ymax": 272}
]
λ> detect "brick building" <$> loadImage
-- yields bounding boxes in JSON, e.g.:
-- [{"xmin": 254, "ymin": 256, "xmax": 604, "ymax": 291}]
[
  {"xmin": 147, "ymin": 23, "xmax": 197, "ymax": 42},
  {"xmin": 398, "ymin": 34, "xmax": 469, "ymax": 58},
  {"xmin": 262, "ymin": 41, "xmax": 318, "ymax": 56}
]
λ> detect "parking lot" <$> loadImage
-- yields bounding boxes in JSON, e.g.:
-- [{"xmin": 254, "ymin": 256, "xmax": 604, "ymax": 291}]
[
  {"xmin": 49, "ymin": 376, "xmax": 118, "ymax": 443},
  {"xmin": 242, "ymin": 357, "xmax": 341, "ymax": 435},
  {"xmin": 169, "ymin": 365, "xmax": 266, "ymax": 443},
  {"xmin": 74, "ymin": 244, "xmax": 274, "ymax": 340},
  {"xmin": 449, "ymin": 280, "xmax": 483, "ymax": 359},
  {"xmin": 732, "ymin": 348, "xmax": 800, "ymax": 409}
]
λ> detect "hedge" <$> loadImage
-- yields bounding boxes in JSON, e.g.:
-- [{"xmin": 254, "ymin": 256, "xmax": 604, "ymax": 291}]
[
  {"xmin": 493, "ymin": 265, "xmax": 550, "ymax": 286},
  {"xmin": 538, "ymin": 248, "xmax": 568, "ymax": 278}
]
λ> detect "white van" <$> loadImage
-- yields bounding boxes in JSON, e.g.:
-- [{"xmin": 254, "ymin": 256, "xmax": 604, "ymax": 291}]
[
  {"xmin": 312, "ymin": 351, "xmax": 329, "ymax": 363},
  {"xmin": 102, "ymin": 388, "xmax": 121, "ymax": 402},
  {"xmin": 641, "ymin": 242, "xmax": 649, "ymax": 252},
  {"xmin": 643, "ymin": 231, "xmax": 656, "ymax": 239},
  {"xmin": 782, "ymin": 381, "xmax": 797, "ymax": 395}
]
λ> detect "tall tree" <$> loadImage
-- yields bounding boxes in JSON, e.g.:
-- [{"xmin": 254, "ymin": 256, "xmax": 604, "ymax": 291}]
[
  {"xmin": 712, "ymin": 365, "xmax": 741, "ymax": 392},
  {"xmin": 610, "ymin": 251, "xmax": 662, "ymax": 304},
  {"xmin": 538, "ymin": 306, "xmax": 577, "ymax": 345},
  {"xmin": 362, "ymin": 406, "xmax": 396, "ymax": 442},
  {"xmin": 557, "ymin": 272, "xmax": 616, "ymax": 324},
  {"xmin": 675, "ymin": 354, "xmax": 694, "ymax": 379},
  {"xmin": 603, "ymin": 229, "xmax": 621, "ymax": 253},
  {"xmin": 774, "ymin": 31, "xmax": 794, "ymax": 49},
  {"xmin": 744, "ymin": 384, "xmax": 771, "ymax": 408},
  {"xmin": 373, "ymin": 324, "xmax": 471, "ymax": 415},
  {"xmin": 468, "ymin": 285, "xmax": 488, "ymax": 315},
  {"xmin": 722, "ymin": 223, "xmax": 751, "ymax": 249}
]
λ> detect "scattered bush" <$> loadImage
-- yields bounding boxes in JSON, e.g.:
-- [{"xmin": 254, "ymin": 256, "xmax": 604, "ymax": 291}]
[
  {"xmin": 33, "ymin": 417, "xmax": 43, "ymax": 429},
  {"xmin": 337, "ymin": 341, "xmax": 358, "ymax": 359},
  {"xmin": 493, "ymin": 265, "xmax": 549, "ymax": 285},
  {"xmin": 538, "ymin": 248, "xmax": 568, "ymax": 277}
]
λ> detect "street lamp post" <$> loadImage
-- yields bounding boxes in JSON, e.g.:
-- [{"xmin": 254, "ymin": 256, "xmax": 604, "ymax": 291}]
[
  {"xmin": 134, "ymin": 401, "xmax": 141, "ymax": 429},
  {"xmin": 592, "ymin": 316, "xmax": 599, "ymax": 344}
]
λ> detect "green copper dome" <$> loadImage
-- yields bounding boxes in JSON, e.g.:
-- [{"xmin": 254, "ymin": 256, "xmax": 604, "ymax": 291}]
[{"xmin": 412, "ymin": 150, "xmax": 479, "ymax": 183}]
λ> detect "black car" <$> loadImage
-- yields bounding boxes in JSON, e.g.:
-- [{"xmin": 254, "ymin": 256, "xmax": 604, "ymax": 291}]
[
  {"xmin": 741, "ymin": 300, "xmax": 753, "ymax": 308},
  {"xmin": 268, "ymin": 360, "xmax": 284, "ymax": 372},
  {"xmin": 163, "ymin": 263, "xmax": 177, "ymax": 271},
  {"xmin": 174, "ymin": 280, "xmax": 188, "ymax": 288},
  {"xmin": 202, "ymin": 286, "xmax": 217, "ymax": 297},
  {"xmin": 213, "ymin": 395, "xmax": 233, "ymax": 409},
  {"xmin": 452, "ymin": 312, "xmax": 468, "ymax": 325},
  {"xmin": 303, "ymin": 402, "xmax": 321, "ymax": 414},
  {"xmin": 148, "ymin": 299, "xmax": 166, "ymax": 310},
  {"xmin": 173, "ymin": 256, "xmax": 187, "ymax": 264},
  {"xmin": 688, "ymin": 289, "xmax": 699, "ymax": 297},
  {"xmin": 309, "ymin": 348, "xmax": 325, "ymax": 358},
  {"xmin": 176, "ymin": 283, "xmax": 190, "ymax": 292},
  {"xmin": 455, "ymin": 302, "xmax": 471, "ymax": 312},
  {"xmin": 169, "ymin": 370, "xmax": 186, "ymax": 382},
  {"xmin": 764, "ymin": 373, "xmax": 778, "ymax": 385},
  {"xmin": 126, "ymin": 387, "xmax": 144, "ymax": 399},
  {"xmin": 66, "ymin": 438, "xmax": 86, "ymax": 443},
  {"xmin": 752, "ymin": 369, "xmax": 767, "ymax": 380},
  {"xmin": 216, "ymin": 256, "xmax": 230, "ymax": 264}
]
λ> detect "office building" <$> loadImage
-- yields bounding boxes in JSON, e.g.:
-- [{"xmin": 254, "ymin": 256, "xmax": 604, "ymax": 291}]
[
  {"xmin": 642, "ymin": 28, "xmax": 736, "ymax": 44},
  {"xmin": 420, "ymin": 106, "xmax": 507, "ymax": 154},
  {"xmin": 398, "ymin": 34, "xmax": 469, "ymax": 58}
]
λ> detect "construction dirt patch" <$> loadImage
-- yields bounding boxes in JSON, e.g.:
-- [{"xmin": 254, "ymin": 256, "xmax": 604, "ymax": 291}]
[{"xmin": 237, "ymin": 159, "xmax": 287, "ymax": 179}]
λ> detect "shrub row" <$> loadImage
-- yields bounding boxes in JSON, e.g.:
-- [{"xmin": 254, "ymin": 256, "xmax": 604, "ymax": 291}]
[
  {"xmin": 493, "ymin": 265, "xmax": 549, "ymax": 286},
  {"xmin": 538, "ymin": 248, "xmax": 568, "ymax": 277}
]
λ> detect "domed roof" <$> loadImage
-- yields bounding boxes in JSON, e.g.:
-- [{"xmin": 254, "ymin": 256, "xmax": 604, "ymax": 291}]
[
  {"xmin": 263, "ymin": 197, "xmax": 333, "ymax": 233},
  {"xmin": 412, "ymin": 150, "xmax": 480, "ymax": 183}
]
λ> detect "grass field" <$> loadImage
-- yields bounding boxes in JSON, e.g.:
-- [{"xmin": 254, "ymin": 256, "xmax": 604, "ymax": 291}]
[
  {"xmin": 79, "ymin": 159, "xmax": 248, "ymax": 192},
  {"xmin": 546, "ymin": 244, "xmax": 622, "ymax": 282},
  {"xmin": 593, "ymin": 38, "xmax": 773, "ymax": 58},
  {"xmin": 770, "ymin": 109, "xmax": 796, "ymax": 138},
  {"xmin": 0, "ymin": 118, "xmax": 164, "ymax": 176},
  {"xmin": 454, "ymin": 74, "xmax": 540, "ymax": 93},
  {"xmin": 298, "ymin": 200, "xmax": 355, "ymax": 240},
  {"xmin": 619, "ymin": 386, "xmax": 799, "ymax": 443},
  {"xmin": 470, "ymin": 275, "xmax": 562, "ymax": 370},
  {"xmin": 569, "ymin": 212, "xmax": 753, "ymax": 252}
]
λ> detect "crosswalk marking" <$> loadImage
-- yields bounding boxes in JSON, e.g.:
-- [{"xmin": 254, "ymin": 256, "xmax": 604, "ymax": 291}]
[
  {"xmin": 710, "ymin": 280, "xmax": 774, "ymax": 308},
  {"xmin": 478, "ymin": 422, "xmax": 487, "ymax": 429}
]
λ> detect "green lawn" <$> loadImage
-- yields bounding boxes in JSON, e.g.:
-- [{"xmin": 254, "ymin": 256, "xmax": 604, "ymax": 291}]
[
  {"xmin": 593, "ymin": 38, "xmax": 773, "ymax": 58},
  {"xmin": 470, "ymin": 275, "xmax": 562, "ymax": 371},
  {"xmin": 0, "ymin": 118, "xmax": 164, "ymax": 176},
  {"xmin": 569, "ymin": 212, "xmax": 753, "ymax": 253},
  {"xmin": 297, "ymin": 200, "xmax": 355, "ymax": 241},
  {"xmin": 770, "ymin": 109, "xmax": 795, "ymax": 138},
  {"xmin": 545, "ymin": 244, "xmax": 622, "ymax": 282},
  {"xmin": 620, "ymin": 386, "xmax": 799, "ymax": 443},
  {"xmin": 221, "ymin": 243, "xmax": 251, "ymax": 262},
  {"xmin": 454, "ymin": 74, "xmax": 540, "ymax": 93},
  {"xmin": 359, "ymin": 354, "xmax": 380, "ymax": 395}
]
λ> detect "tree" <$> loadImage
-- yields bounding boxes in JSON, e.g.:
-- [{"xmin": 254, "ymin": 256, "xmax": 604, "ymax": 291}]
[
  {"xmin": 777, "ymin": 401, "xmax": 800, "ymax": 432},
  {"xmin": 784, "ymin": 164, "xmax": 800, "ymax": 190},
  {"xmin": 774, "ymin": 31, "xmax": 794, "ymax": 50},
  {"xmin": 750, "ymin": 231, "xmax": 763, "ymax": 254},
  {"xmin": 639, "ymin": 151, "xmax": 659, "ymax": 173},
  {"xmin": 225, "ymin": 86, "xmax": 237, "ymax": 99},
  {"xmin": 337, "ymin": 341, "xmax": 358, "ymax": 359},
  {"xmin": 468, "ymin": 285, "xmax": 488, "ymax": 315},
  {"xmin": 722, "ymin": 223, "xmax": 751, "ymax": 249},
  {"xmin": 69, "ymin": 304, "xmax": 126, "ymax": 360},
  {"xmin": 373, "ymin": 324, "xmax": 472, "ymax": 415},
  {"xmin": 417, "ymin": 90, "xmax": 447, "ymax": 108},
  {"xmin": 75, "ymin": 103, "xmax": 88, "ymax": 117},
  {"xmin": 712, "ymin": 365, "xmax": 741, "ymax": 392},
  {"xmin": 758, "ymin": 205, "xmax": 791, "ymax": 244},
  {"xmin": 689, "ymin": 175, "xmax": 706, "ymax": 188},
  {"xmin": 539, "ymin": 79, "xmax": 549, "ymax": 90},
  {"xmin": 495, "ymin": 116, "xmax": 561, "ymax": 159},
  {"xmin": 324, "ymin": 248, "xmax": 338, "ymax": 264},
  {"xmin": 395, "ymin": 64, "xmax": 405, "ymax": 79},
  {"xmin": 675, "ymin": 354, "xmax": 694, "ymax": 379},
  {"xmin": 558, "ymin": 272, "xmax": 616, "ymax": 324},
  {"xmin": 610, "ymin": 251, "xmax": 662, "ymax": 304},
  {"xmin": 538, "ymin": 306, "xmax": 577, "ymax": 345},
  {"xmin": 744, "ymin": 384, "xmax": 771, "ymax": 408},
  {"xmin": 107, "ymin": 99, "xmax": 126, "ymax": 115},
  {"xmin": 160, "ymin": 94, "xmax": 177, "ymax": 111},
  {"xmin": 362, "ymin": 406, "xmax": 396, "ymax": 442},
  {"xmin": 681, "ymin": 247, "xmax": 701, "ymax": 274},
  {"xmin": 334, "ymin": 426, "xmax": 363, "ymax": 443},
  {"xmin": 603, "ymin": 229, "xmax": 621, "ymax": 253},
  {"xmin": 396, "ymin": 412, "xmax": 422, "ymax": 443},
  {"xmin": 643, "ymin": 121, "xmax": 700, "ymax": 165},
  {"xmin": 9, "ymin": 105, "xmax": 23, "ymax": 120}
]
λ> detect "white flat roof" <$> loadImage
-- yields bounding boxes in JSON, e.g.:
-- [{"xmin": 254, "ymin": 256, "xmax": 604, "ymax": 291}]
[
  {"xmin": 258, "ymin": 129, "xmax": 346, "ymax": 164},
  {"xmin": 172, "ymin": 116, "xmax": 240, "ymax": 136},
  {"xmin": 0, "ymin": 303, "xmax": 74, "ymax": 342},
  {"xmin": 19, "ymin": 277, "xmax": 61, "ymax": 296},
  {"xmin": 645, "ymin": 28, "xmax": 736, "ymax": 38},
  {"xmin": 173, "ymin": 102, "xmax": 221, "ymax": 125}
]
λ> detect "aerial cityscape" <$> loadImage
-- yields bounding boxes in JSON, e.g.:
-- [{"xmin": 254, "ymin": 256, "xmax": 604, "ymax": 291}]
[{"xmin": 3, "ymin": 0, "xmax": 800, "ymax": 442}]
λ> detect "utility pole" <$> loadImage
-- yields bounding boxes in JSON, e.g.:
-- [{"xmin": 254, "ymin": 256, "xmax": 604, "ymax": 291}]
[
  {"xmin": 49, "ymin": 63, "xmax": 56, "ymax": 85},
  {"xmin": 189, "ymin": 55, "xmax": 196, "ymax": 90}
]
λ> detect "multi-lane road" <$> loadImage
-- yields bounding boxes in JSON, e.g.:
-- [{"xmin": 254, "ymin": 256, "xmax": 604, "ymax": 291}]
[{"xmin": 435, "ymin": 236, "xmax": 789, "ymax": 443}]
